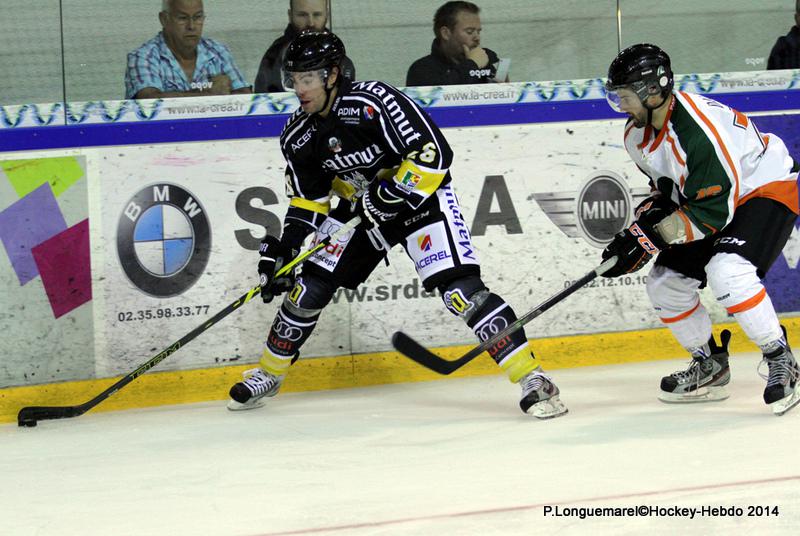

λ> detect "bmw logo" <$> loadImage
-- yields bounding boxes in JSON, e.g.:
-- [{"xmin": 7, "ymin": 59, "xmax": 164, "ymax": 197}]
[
  {"xmin": 117, "ymin": 183, "xmax": 211, "ymax": 297},
  {"xmin": 575, "ymin": 171, "xmax": 633, "ymax": 248}
]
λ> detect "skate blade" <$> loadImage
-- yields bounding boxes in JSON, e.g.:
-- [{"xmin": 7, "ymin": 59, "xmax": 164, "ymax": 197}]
[
  {"xmin": 658, "ymin": 385, "xmax": 729, "ymax": 404},
  {"xmin": 770, "ymin": 386, "xmax": 800, "ymax": 416},
  {"xmin": 526, "ymin": 396, "xmax": 569, "ymax": 420},
  {"xmin": 226, "ymin": 398, "xmax": 266, "ymax": 411}
]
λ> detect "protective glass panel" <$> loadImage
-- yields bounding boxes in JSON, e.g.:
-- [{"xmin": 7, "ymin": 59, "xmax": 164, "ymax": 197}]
[{"xmin": 0, "ymin": 0, "xmax": 64, "ymax": 107}]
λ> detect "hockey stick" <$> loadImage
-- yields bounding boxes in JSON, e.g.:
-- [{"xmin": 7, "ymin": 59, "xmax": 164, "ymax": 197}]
[
  {"xmin": 391, "ymin": 256, "xmax": 618, "ymax": 375},
  {"xmin": 17, "ymin": 216, "xmax": 361, "ymax": 427}
]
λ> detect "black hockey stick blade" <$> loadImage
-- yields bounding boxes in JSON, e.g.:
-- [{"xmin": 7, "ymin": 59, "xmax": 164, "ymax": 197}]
[
  {"xmin": 17, "ymin": 217, "xmax": 361, "ymax": 427},
  {"xmin": 392, "ymin": 257, "xmax": 618, "ymax": 375},
  {"xmin": 18, "ymin": 405, "xmax": 84, "ymax": 427}
]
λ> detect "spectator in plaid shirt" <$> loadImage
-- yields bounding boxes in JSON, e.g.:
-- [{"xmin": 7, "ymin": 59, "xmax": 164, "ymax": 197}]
[{"xmin": 125, "ymin": 0, "xmax": 251, "ymax": 99}]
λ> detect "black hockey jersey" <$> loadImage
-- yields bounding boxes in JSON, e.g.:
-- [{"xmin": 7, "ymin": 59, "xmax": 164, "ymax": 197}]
[{"xmin": 278, "ymin": 79, "xmax": 454, "ymax": 246}]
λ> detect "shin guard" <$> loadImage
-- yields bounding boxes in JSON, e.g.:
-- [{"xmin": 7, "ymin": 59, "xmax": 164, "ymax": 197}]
[
  {"xmin": 467, "ymin": 293, "xmax": 539, "ymax": 382},
  {"xmin": 262, "ymin": 304, "xmax": 319, "ymax": 375}
]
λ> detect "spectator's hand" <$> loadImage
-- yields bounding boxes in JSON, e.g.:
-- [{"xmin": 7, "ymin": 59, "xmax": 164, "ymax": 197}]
[
  {"xmin": 208, "ymin": 74, "xmax": 233, "ymax": 95},
  {"xmin": 463, "ymin": 45, "xmax": 489, "ymax": 68}
]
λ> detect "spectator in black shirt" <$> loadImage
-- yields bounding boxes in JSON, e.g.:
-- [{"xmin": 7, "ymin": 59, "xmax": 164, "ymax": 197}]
[
  {"xmin": 406, "ymin": 1, "xmax": 504, "ymax": 86},
  {"xmin": 254, "ymin": 0, "xmax": 355, "ymax": 93},
  {"xmin": 768, "ymin": 1, "xmax": 800, "ymax": 69}
]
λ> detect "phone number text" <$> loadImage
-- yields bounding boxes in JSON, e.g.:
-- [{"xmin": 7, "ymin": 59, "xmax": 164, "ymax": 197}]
[
  {"xmin": 117, "ymin": 305, "xmax": 210, "ymax": 322},
  {"xmin": 565, "ymin": 275, "xmax": 648, "ymax": 288}
]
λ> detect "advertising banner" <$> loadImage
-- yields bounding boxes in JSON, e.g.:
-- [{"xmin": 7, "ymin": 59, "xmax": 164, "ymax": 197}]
[
  {"xmin": 3, "ymin": 112, "xmax": 798, "ymax": 384},
  {"xmin": 0, "ymin": 155, "xmax": 93, "ymax": 387},
  {"xmin": 3, "ymin": 70, "xmax": 798, "ymax": 130},
  {"xmin": 85, "ymin": 118, "xmax": 737, "ymax": 375}
]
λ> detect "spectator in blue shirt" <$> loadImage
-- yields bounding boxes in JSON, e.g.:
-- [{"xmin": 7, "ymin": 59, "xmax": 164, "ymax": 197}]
[{"xmin": 125, "ymin": 0, "xmax": 251, "ymax": 99}]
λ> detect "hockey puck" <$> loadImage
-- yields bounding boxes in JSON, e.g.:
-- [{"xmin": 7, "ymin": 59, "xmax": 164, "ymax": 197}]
[{"xmin": 18, "ymin": 419, "xmax": 38, "ymax": 428}]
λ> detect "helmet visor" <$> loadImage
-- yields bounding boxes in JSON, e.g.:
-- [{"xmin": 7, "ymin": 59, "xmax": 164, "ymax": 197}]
[
  {"xmin": 604, "ymin": 82, "xmax": 646, "ymax": 113},
  {"xmin": 283, "ymin": 68, "xmax": 329, "ymax": 91}
]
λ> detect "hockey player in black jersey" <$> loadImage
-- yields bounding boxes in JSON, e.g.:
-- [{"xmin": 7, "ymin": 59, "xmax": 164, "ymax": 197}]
[{"xmin": 227, "ymin": 31, "xmax": 566, "ymax": 418}]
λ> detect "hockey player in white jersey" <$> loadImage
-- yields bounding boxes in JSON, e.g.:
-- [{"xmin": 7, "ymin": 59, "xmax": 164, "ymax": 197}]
[
  {"xmin": 226, "ymin": 31, "xmax": 567, "ymax": 418},
  {"xmin": 601, "ymin": 44, "xmax": 800, "ymax": 415}
]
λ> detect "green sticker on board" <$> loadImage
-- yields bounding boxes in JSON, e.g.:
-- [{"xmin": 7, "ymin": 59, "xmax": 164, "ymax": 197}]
[{"xmin": 1, "ymin": 157, "xmax": 84, "ymax": 198}]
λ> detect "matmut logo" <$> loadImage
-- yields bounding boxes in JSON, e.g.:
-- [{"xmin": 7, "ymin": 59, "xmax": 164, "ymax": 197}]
[
  {"xmin": 418, "ymin": 234, "xmax": 433, "ymax": 251},
  {"xmin": 350, "ymin": 81, "xmax": 422, "ymax": 145},
  {"xmin": 322, "ymin": 143, "xmax": 384, "ymax": 172}
]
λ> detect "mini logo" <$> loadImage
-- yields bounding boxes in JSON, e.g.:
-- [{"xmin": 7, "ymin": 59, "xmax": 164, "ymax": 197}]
[
  {"xmin": 328, "ymin": 136, "xmax": 342, "ymax": 153},
  {"xmin": 418, "ymin": 234, "xmax": 433, "ymax": 251},
  {"xmin": 117, "ymin": 183, "xmax": 210, "ymax": 297},
  {"xmin": 533, "ymin": 171, "xmax": 651, "ymax": 248},
  {"xmin": 364, "ymin": 106, "xmax": 375, "ymax": 120}
]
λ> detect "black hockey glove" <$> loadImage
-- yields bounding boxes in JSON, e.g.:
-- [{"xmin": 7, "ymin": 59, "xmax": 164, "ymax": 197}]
[
  {"xmin": 634, "ymin": 193, "xmax": 678, "ymax": 230},
  {"xmin": 360, "ymin": 180, "xmax": 406, "ymax": 228},
  {"xmin": 257, "ymin": 235, "xmax": 297, "ymax": 303},
  {"xmin": 601, "ymin": 222, "xmax": 662, "ymax": 278},
  {"xmin": 601, "ymin": 193, "xmax": 678, "ymax": 277}
]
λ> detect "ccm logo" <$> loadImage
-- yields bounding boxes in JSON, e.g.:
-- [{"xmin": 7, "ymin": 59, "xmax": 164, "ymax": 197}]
[
  {"xmin": 630, "ymin": 223, "xmax": 659, "ymax": 254},
  {"xmin": 716, "ymin": 237, "xmax": 746, "ymax": 247}
]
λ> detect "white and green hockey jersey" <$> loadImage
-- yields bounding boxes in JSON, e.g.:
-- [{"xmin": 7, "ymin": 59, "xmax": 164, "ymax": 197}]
[{"xmin": 624, "ymin": 90, "xmax": 799, "ymax": 242}]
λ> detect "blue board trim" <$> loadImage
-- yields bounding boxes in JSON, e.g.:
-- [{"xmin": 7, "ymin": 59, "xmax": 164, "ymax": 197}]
[{"xmin": 2, "ymin": 90, "xmax": 800, "ymax": 153}]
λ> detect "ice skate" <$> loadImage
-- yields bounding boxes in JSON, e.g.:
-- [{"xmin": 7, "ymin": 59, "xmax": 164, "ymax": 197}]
[
  {"xmin": 227, "ymin": 368, "xmax": 284, "ymax": 411},
  {"xmin": 519, "ymin": 368, "xmax": 568, "ymax": 419},
  {"xmin": 759, "ymin": 330, "xmax": 800, "ymax": 416},
  {"xmin": 659, "ymin": 330, "xmax": 731, "ymax": 403}
]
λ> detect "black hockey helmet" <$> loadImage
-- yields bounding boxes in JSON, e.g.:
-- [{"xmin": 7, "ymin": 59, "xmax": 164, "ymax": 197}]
[
  {"xmin": 605, "ymin": 43, "xmax": 673, "ymax": 111},
  {"xmin": 283, "ymin": 30, "xmax": 345, "ymax": 74}
]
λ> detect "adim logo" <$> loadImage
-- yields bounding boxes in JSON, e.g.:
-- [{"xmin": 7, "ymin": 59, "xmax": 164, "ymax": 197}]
[{"xmin": 418, "ymin": 234, "xmax": 433, "ymax": 251}]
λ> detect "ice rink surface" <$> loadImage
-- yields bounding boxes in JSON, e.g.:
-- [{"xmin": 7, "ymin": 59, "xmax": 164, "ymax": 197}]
[{"xmin": 2, "ymin": 352, "xmax": 799, "ymax": 536}]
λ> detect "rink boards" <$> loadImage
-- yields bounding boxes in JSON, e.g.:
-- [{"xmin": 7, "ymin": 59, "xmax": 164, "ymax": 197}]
[{"xmin": 1, "ymin": 75, "xmax": 799, "ymax": 422}]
